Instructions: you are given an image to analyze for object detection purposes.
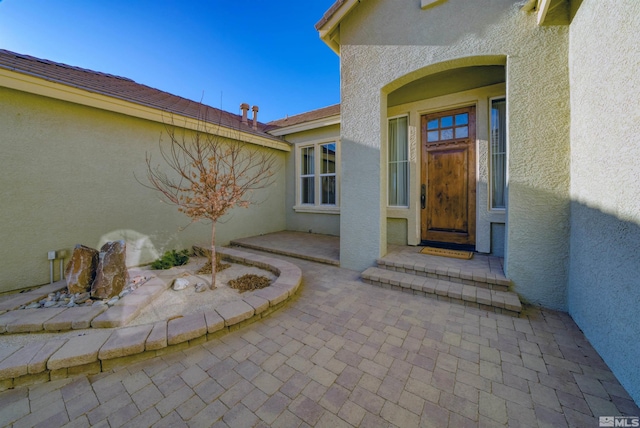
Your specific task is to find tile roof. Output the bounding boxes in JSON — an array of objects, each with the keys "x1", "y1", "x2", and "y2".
[
  {"x1": 266, "y1": 103, "x2": 340, "y2": 130},
  {"x1": 0, "y1": 49, "x2": 279, "y2": 140},
  {"x1": 315, "y1": 0, "x2": 348, "y2": 30}
]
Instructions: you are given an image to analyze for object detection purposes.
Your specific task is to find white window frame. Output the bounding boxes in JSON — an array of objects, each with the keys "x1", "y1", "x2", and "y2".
[
  {"x1": 489, "y1": 96, "x2": 507, "y2": 211},
  {"x1": 294, "y1": 139, "x2": 340, "y2": 214},
  {"x1": 388, "y1": 114, "x2": 410, "y2": 208}
]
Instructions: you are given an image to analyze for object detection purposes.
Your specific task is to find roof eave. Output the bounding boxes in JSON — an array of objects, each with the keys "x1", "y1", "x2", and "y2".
[
  {"x1": 267, "y1": 114, "x2": 341, "y2": 137},
  {"x1": 0, "y1": 67, "x2": 290, "y2": 152},
  {"x1": 316, "y1": 0, "x2": 363, "y2": 55}
]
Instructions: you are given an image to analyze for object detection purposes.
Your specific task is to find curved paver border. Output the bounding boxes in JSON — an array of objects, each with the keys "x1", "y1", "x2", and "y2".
[{"x1": 0, "y1": 247, "x2": 302, "y2": 391}]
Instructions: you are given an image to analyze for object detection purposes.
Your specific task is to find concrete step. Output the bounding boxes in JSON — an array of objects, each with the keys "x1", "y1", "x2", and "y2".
[
  {"x1": 229, "y1": 240, "x2": 339, "y2": 266},
  {"x1": 361, "y1": 267, "x2": 522, "y2": 316},
  {"x1": 376, "y1": 257, "x2": 511, "y2": 292}
]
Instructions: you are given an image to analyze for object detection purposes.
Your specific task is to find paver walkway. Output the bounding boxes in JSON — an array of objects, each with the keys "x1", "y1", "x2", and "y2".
[{"x1": 0, "y1": 251, "x2": 638, "y2": 427}]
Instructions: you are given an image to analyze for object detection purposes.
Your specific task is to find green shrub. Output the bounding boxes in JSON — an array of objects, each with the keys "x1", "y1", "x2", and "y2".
[{"x1": 151, "y1": 249, "x2": 190, "y2": 270}]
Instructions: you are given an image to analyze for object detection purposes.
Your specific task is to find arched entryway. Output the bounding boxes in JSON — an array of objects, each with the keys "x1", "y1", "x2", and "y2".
[{"x1": 382, "y1": 59, "x2": 507, "y2": 255}]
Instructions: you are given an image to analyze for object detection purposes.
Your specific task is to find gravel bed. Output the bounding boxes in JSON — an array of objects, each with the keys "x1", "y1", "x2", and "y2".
[{"x1": 128, "y1": 258, "x2": 276, "y2": 326}]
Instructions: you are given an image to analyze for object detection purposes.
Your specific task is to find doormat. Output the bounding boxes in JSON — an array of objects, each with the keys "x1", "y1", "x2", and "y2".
[{"x1": 420, "y1": 247, "x2": 473, "y2": 260}]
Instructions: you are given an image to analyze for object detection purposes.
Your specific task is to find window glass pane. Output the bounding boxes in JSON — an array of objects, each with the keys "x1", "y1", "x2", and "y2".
[
  {"x1": 321, "y1": 143, "x2": 336, "y2": 174},
  {"x1": 395, "y1": 162, "x2": 408, "y2": 206},
  {"x1": 321, "y1": 176, "x2": 336, "y2": 205},
  {"x1": 441, "y1": 116, "x2": 453, "y2": 128},
  {"x1": 427, "y1": 119, "x2": 438, "y2": 130},
  {"x1": 301, "y1": 177, "x2": 314, "y2": 204},
  {"x1": 455, "y1": 114, "x2": 468, "y2": 126},
  {"x1": 441, "y1": 128, "x2": 453, "y2": 140},
  {"x1": 455, "y1": 126, "x2": 468, "y2": 138},
  {"x1": 491, "y1": 99, "x2": 507, "y2": 209},
  {"x1": 396, "y1": 117, "x2": 408, "y2": 161},
  {"x1": 389, "y1": 117, "x2": 409, "y2": 162},
  {"x1": 301, "y1": 147, "x2": 314, "y2": 175},
  {"x1": 388, "y1": 163, "x2": 397, "y2": 205},
  {"x1": 388, "y1": 119, "x2": 398, "y2": 161},
  {"x1": 388, "y1": 116, "x2": 409, "y2": 207},
  {"x1": 427, "y1": 131, "x2": 439, "y2": 142}
]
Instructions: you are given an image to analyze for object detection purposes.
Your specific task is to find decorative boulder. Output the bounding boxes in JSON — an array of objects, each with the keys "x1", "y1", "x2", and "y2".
[
  {"x1": 172, "y1": 278, "x2": 189, "y2": 291},
  {"x1": 65, "y1": 245, "x2": 99, "y2": 294},
  {"x1": 91, "y1": 240, "x2": 129, "y2": 299}
]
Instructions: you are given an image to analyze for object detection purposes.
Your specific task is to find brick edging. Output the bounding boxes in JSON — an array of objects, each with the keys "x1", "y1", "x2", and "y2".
[{"x1": 0, "y1": 247, "x2": 302, "y2": 391}]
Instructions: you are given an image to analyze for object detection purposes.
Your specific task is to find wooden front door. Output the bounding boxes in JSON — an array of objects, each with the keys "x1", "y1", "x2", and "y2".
[{"x1": 421, "y1": 106, "x2": 476, "y2": 248}]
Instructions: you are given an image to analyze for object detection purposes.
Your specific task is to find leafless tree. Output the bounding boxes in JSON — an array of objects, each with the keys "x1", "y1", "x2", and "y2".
[{"x1": 142, "y1": 110, "x2": 278, "y2": 289}]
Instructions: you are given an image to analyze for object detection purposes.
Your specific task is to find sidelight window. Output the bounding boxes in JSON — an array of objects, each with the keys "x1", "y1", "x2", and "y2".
[
  {"x1": 388, "y1": 115, "x2": 409, "y2": 207},
  {"x1": 490, "y1": 97, "x2": 507, "y2": 209}
]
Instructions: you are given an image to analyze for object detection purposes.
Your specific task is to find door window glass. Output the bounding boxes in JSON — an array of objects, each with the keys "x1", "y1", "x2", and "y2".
[{"x1": 426, "y1": 113, "x2": 469, "y2": 142}]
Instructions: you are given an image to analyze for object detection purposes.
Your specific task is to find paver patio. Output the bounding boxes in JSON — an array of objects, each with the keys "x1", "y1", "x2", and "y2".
[{"x1": 0, "y1": 245, "x2": 637, "y2": 427}]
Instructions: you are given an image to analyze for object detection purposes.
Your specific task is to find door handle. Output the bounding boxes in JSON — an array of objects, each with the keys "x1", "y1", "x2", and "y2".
[{"x1": 421, "y1": 184, "x2": 426, "y2": 209}]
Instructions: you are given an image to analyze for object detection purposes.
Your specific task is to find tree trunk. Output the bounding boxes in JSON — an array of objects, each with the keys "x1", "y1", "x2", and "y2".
[{"x1": 210, "y1": 221, "x2": 217, "y2": 290}]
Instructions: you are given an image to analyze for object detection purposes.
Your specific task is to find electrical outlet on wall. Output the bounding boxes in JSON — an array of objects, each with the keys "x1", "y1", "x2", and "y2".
[{"x1": 48, "y1": 251, "x2": 56, "y2": 260}]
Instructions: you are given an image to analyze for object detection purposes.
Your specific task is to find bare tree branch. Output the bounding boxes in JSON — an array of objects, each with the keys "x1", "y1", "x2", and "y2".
[{"x1": 140, "y1": 108, "x2": 279, "y2": 289}]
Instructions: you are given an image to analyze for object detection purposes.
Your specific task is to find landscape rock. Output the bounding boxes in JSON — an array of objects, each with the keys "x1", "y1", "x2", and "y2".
[
  {"x1": 91, "y1": 241, "x2": 129, "y2": 299},
  {"x1": 75, "y1": 292, "x2": 90, "y2": 304},
  {"x1": 195, "y1": 283, "x2": 207, "y2": 293},
  {"x1": 65, "y1": 245, "x2": 99, "y2": 294},
  {"x1": 172, "y1": 278, "x2": 189, "y2": 291}
]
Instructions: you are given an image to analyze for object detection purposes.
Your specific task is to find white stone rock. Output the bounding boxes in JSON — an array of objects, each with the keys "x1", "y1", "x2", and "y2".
[
  {"x1": 195, "y1": 283, "x2": 207, "y2": 293},
  {"x1": 173, "y1": 278, "x2": 189, "y2": 291}
]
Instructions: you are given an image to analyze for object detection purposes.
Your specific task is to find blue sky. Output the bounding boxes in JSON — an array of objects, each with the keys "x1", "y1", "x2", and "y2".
[{"x1": 0, "y1": 0, "x2": 339, "y2": 122}]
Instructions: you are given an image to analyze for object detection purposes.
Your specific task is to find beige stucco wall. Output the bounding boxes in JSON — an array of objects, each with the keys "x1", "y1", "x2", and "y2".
[
  {"x1": 0, "y1": 87, "x2": 286, "y2": 293},
  {"x1": 338, "y1": 0, "x2": 570, "y2": 309},
  {"x1": 567, "y1": 0, "x2": 640, "y2": 405},
  {"x1": 281, "y1": 125, "x2": 341, "y2": 236}
]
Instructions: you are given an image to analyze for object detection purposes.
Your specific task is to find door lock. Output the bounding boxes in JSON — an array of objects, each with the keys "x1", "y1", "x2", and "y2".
[{"x1": 421, "y1": 184, "x2": 426, "y2": 209}]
